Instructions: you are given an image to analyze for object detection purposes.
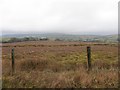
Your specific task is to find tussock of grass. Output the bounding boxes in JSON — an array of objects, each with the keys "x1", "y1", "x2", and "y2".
[{"x1": 2, "y1": 58, "x2": 118, "y2": 88}]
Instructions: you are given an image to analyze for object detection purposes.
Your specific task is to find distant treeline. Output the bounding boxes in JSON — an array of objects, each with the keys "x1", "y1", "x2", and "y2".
[
  {"x1": 1, "y1": 36, "x2": 118, "y2": 43},
  {"x1": 2, "y1": 37, "x2": 49, "y2": 43}
]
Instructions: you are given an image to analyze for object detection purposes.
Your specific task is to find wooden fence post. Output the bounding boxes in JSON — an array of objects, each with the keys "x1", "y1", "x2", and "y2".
[
  {"x1": 87, "y1": 46, "x2": 91, "y2": 70},
  {"x1": 11, "y1": 48, "x2": 15, "y2": 74}
]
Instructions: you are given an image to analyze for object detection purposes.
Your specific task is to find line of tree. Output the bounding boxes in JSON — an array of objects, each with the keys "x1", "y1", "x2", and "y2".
[{"x1": 2, "y1": 37, "x2": 49, "y2": 43}]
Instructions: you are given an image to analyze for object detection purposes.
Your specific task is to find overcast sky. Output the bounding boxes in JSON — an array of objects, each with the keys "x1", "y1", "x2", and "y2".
[{"x1": 0, "y1": 0, "x2": 119, "y2": 35}]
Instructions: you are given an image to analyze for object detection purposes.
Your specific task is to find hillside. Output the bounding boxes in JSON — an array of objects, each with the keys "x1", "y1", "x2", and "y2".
[{"x1": 1, "y1": 33, "x2": 118, "y2": 43}]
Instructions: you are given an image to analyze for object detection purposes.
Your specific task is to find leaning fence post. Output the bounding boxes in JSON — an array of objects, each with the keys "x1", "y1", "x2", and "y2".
[
  {"x1": 87, "y1": 46, "x2": 91, "y2": 70},
  {"x1": 11, "y1": 48, "x2": 15, "y2": 74}
]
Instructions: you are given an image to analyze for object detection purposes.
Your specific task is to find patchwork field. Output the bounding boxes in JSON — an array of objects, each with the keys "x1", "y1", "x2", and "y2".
[{"x1": 2, "y1": 41, "x2": 118, "y2": 88}]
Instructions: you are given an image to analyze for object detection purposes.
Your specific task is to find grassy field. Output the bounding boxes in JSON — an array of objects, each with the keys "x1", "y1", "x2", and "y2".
[{"x1": 2, "y1": 41, "x2": 118, "y2": 88}]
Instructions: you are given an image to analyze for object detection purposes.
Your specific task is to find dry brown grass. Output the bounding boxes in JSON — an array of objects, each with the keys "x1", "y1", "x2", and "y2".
[{"x1": 2, "y1": 41, "x2": 118, "y2": 88}]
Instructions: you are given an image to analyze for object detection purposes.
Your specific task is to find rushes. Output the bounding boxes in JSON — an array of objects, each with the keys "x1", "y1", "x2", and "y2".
[
  {"x1": 2, "y1": 42, "x2": 118, "y2": 88},
  {"x1": 2, "y1": 58, "x2": 118, "y2": 88}
]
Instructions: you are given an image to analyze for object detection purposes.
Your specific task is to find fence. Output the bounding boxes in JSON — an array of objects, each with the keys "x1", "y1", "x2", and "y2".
[{"x1": 11, "y1": 46, "x2": 92, "y2": 74}]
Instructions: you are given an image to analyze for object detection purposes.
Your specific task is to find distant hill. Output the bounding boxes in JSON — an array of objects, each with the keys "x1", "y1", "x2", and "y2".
[{"x1": 1, "y1": 33, "x2": 118, "y2": 43}]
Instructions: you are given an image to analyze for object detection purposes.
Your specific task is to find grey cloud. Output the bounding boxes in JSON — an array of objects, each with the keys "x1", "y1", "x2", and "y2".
[{"x1": 0, "y1": 0, "x2": 118, "y2": 35}]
